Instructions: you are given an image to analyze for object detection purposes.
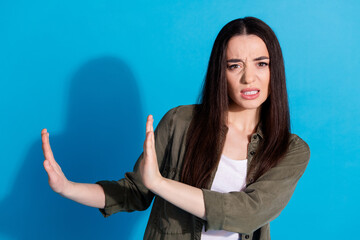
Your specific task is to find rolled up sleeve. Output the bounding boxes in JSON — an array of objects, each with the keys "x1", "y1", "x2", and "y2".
[
  {"x1": 202, "y1": 135, "x2": 310, "y2": 234},
  {"x1": 96, "y1": 107, "x2": 178, "y2": 217}
]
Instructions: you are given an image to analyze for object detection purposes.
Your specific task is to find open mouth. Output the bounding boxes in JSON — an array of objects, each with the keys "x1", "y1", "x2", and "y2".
[
  {"x1": 243, "y1": 90, "x2": 259, "y2": 95},
  {"x1": 241, "y1": 88, "x2": 260, "y2": 99}
]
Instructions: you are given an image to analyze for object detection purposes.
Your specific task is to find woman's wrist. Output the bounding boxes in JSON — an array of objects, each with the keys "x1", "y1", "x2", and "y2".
[
  {"x1": 59, "y1": 180, "x2": 74, "y2": 198},
  {"x1": 148, "y1": 176, "x2": 166, "y2": 195}
]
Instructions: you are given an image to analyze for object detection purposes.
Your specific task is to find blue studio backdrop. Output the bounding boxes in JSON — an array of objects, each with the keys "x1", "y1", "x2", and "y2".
[{"x1": 1, "y1": 0, "x2": 359, "y2": 239}]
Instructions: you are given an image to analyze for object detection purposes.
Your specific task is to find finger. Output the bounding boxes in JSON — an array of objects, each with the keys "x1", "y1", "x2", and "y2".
[
  {"x1": 150, "y1": 116, "x2": 154, "y2": 132},
  {"x1": 144, "y1": 132, "x2": 155, "y2": 159},
  {"x1": 41, "y1": 129, "x2": 54, "y2": 161},
  {"x1": 144, "y1": 116, "x2": 156, "y2": 161},
  {"x1": 150, "y1": 131, "x2": 156, "y2": 157},
  {"x1": 41, "y1": 128, "x2": 47, "y2": 135},
  {"x1": 143, "y1": 130, "x2": 149, "y2": 156},
  {"x1": 150, "y1": 119, "x2": 155, "y2": 142},
  {"x1": 146, "y1": 115, "x2": 153, "y2": 134},
  {"x1": 149, "y1": 116, "x2": 156, "y2": 145},
  {"x1": 41, "y1": 129, "x2": 62, "y2": 174},
  {"x1": 144, "y1": 131, "x2": 152, "y2": 152}
]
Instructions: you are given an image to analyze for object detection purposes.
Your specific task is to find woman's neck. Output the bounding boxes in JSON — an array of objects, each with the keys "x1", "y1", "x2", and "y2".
[{"x1": 227, "y1": 106, "x2": 260, "y2": 134}]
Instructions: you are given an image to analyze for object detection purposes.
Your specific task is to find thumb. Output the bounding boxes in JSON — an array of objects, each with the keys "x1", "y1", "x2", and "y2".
[{"x1": 43, "y1": 159, "x2": 55, "y2": 176}]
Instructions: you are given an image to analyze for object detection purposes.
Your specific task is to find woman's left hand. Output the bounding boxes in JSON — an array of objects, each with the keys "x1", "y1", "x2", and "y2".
[{"x1": 139, "y1": 115, "x2": 164, "y2": 191}]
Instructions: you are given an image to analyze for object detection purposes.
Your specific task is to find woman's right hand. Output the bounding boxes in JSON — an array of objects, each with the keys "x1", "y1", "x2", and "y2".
[{"x1": 41, "y1": 128, "x2": 70, "y2": 194}]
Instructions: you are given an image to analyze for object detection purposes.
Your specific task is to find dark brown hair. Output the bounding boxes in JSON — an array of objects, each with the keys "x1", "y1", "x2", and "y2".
[{"x1": 180, "y1": 17, "x2": 290, "y2": 188}]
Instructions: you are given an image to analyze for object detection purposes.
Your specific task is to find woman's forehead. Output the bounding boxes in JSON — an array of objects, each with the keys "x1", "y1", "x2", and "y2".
[{"x1": 226, "y1": 35, "x2": 269, "y2": 60}]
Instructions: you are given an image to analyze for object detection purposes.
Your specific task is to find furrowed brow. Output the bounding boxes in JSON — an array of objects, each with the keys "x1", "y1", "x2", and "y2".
[
  {"x1": 226, "y1": 59, "x2": 245, "y2": 63},
  {"x1": 253, "y1": 56, "x2": 269, "y2": 61}
]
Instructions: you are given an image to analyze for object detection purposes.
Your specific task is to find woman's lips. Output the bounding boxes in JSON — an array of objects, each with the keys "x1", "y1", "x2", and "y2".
[{"x1": 241, "y1": 88, "x2": 260, "y2": 100}]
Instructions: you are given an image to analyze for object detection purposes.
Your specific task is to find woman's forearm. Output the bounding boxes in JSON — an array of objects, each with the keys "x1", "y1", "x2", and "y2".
[
  {"x1": 60, "y1": 181, "x2": 105, "y2": 209},
  {"x1": 152, "y1": 178, "x2": 206, "y2": 220},
  {"x1": 42, "y1": 129, "x2": 106, "y2": 209}
]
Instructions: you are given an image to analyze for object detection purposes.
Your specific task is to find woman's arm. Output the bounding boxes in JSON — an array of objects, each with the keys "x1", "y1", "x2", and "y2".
[
  {"x1": 202, "y1": 136, "x2": 310, "y2": 233},
  {"x1": 140, "y1": 115, "x2": 206, "y2": 219},
  {"x1": 42, "y1": 129, "x2": 105, "y2": 208},
  {"x1": 141, "y1": 117, "x2": 310, "y2": 233}
]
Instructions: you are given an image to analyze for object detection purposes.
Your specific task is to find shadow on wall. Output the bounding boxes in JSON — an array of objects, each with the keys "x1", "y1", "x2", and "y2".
[{"x1": 0, "y1": 57, "x2": 148, "y2": 239}]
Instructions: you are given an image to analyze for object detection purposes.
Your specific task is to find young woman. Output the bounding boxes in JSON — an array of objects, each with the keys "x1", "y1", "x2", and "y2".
[{"x1": 42, "y1": 17, "x2": 310, "y2": 240}]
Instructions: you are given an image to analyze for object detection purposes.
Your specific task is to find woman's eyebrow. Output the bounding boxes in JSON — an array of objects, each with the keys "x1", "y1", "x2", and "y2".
[
  {"x1": 253, "y1": 56, "x2": 269, "y2": 61},
  {"x1": 226, "y1": 59, "x2": 244, "y2": 63},
  {"x1": 227, "y1": 56, "x2": 269, "y2": 63}
]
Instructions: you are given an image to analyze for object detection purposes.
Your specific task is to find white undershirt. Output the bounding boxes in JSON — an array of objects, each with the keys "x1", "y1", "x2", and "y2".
[{"x1": 201, "y1": 154, "x2": 248, "y2": 240}]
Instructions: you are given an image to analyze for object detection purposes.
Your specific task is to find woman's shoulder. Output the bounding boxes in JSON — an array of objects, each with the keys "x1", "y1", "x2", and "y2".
[
  {"x1": 284, "y1": 133, "x2": 311, "y2": 164},
  {"x1": 155, "y1": 105, "x2": 196, "y2": 133},
  {"x1": 163, "y1": 104, "x2": 196, "y2": 123},
  {"x1": 289, "y1": 134, "x2": 310, "y2": 150}
]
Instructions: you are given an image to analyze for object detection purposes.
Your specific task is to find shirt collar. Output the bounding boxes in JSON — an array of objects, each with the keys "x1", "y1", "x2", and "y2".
[{"x1": 255, "y1": 122, "x2": 264, "y2": 139}]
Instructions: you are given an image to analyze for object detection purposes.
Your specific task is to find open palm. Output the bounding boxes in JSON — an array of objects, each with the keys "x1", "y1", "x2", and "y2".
[
  {"x1": 139, "y1": 115, "x2": 163, "y2": 191},
  {"x1": 41, "y1": 129, "x2": 69, "y2": 194}
]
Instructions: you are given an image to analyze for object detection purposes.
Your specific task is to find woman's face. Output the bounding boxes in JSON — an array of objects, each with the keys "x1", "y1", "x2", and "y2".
[{"x1": 226, "y1": 34, "x2": 270, "y2": 111}]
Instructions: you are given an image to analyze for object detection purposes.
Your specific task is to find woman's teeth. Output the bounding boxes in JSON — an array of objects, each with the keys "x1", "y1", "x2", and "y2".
[{"x1": 244, "y1": 90, "x2": 259, "y2": 95}]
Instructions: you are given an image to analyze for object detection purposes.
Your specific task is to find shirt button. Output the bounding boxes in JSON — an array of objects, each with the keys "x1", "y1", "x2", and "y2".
[
  {"x1": 250, "y1": 151, "x2": 255, "y2": 156},
  {"x1": 245, "y1": 235, "x2": 250, "y2": 239}
]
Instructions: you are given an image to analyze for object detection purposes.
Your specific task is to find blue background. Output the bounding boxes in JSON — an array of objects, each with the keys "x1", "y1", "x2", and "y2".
[{"x1": 1, "y1": 0, "x2": 359, "y2": 239}]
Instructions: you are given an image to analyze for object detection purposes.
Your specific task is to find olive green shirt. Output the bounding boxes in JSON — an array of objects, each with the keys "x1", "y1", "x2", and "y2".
[{"x1": 97, "y1": 105, "x2": 310, "y2": 240}]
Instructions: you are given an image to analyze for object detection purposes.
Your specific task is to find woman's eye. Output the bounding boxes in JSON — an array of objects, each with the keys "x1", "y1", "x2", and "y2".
[
  {"x1": 257, "y1": 62, "x2": 269, "y2": 67},
  {"x1": 227, "y1": 64, "x2": 241, "y2": 70}
]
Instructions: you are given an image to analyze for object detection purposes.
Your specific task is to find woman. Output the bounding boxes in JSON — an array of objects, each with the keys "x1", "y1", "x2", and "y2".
[{"x1": 42, "y1": 17, "x2": 310, "y2": 240}]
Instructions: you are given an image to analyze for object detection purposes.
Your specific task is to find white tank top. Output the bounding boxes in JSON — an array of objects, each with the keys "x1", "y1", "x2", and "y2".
[{"x1": 201, "y1": 154, "x2": 248, "y2": 240}]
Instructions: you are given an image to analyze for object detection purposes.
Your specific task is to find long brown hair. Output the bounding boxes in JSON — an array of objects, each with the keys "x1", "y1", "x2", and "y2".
[{"x1": 180, "y1": 17, "x2": 290, "y2": 188}]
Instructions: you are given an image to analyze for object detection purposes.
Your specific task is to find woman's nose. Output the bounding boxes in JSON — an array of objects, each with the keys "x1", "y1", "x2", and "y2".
[{"x1": 240, "y1": 66, "x2": 256, "y2": 84}]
